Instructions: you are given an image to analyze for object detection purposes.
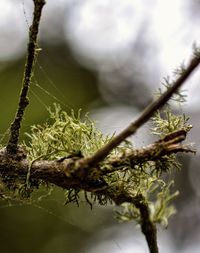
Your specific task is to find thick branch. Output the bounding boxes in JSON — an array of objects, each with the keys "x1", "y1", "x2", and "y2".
[
  {"x1": 84, "y1": 53, "x2": 200, "y2": 168},
  {"x1": 0, "y1": 130, "x2": 194, "y2": 192},
  {"x1": 6, "y1": 0, "x2": 46, "y2": 154}
]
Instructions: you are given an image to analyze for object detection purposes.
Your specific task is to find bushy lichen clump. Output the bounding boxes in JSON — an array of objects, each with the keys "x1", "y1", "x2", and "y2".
[
  {"x1": 25, "y1": 103, "x2": 110, "y2": 161},
  {"x1": 151, "y1": 107, "x2": 191, "y2": 138}
]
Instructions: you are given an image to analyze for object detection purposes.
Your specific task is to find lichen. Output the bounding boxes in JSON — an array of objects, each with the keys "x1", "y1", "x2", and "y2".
[{"x1": 25, "y1": 103, "x2": 110, "y2": 161}]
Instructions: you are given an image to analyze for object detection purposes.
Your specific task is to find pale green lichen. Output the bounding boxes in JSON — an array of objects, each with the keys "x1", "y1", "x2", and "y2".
[
  {"x1": 25, "y1": 103, "x2": 110, "y2": 161},
  {"x1": 150, "y1": 181, "x2": 179, "y2": 227},
  {"x1": 151, "y1": 107, "x2": 190, "y2": 137},
  {"x1": 116, "y1": 180, "x2": 178, "y2": 227},
  {"x1": 156, "y1": 76, "x2": 187, "y2": 104}
]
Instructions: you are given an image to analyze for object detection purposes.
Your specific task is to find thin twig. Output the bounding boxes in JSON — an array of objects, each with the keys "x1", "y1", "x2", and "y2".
[
  {"x1": 6, "y1": 0, "x2": 46, "y2": 154},
  {"x1": 84, "y1": 53, "x2": 200, "y2": 168}
]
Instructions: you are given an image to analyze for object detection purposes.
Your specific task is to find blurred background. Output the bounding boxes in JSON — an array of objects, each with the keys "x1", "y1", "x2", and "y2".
[{"x1": 0, "y1": 0, "x2": 200, "y2": 252}]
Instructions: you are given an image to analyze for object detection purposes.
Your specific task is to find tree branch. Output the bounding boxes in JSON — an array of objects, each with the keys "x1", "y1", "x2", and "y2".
[
  {"x1": 83, "y1": 53, "x2": 200, "y2": 168},
  {"x1": 6, "y1": 0, "x2": 46, "y2": 154},
  {"x1": 0, "y1": 129, "x2": 194, "y2": 192},
  {"x1": 103, "y1": 129, "x2": 195, "y2": 175}
]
